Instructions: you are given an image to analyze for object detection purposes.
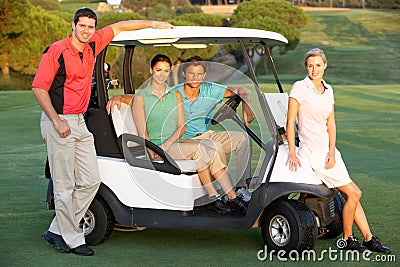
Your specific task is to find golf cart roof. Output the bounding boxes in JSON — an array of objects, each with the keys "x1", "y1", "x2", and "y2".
[{"x1": 111, "y1": 26, "x2": 288, "y2": 47}]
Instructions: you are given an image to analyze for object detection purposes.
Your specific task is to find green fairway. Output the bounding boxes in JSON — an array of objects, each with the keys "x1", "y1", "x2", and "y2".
[{"x1": 1, "y1": 8, "x2": 399, "y2": 267}]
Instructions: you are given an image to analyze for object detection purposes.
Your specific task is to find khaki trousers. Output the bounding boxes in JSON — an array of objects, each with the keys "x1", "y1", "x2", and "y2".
[
  {"x1": 41, "y1": 113, "x2": 101, "y2": 248},
  {"x1": 166, "y1": 138, "x2": 226, "y2": 175},
  {"x1": 178, "y1": 130, "x2": 251, "y2": 187}
]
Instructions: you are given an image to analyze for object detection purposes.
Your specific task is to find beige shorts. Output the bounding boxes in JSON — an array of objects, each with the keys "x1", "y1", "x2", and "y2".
[{"x1": 298, "y1": 148, "x2": 352, "y2": 188}]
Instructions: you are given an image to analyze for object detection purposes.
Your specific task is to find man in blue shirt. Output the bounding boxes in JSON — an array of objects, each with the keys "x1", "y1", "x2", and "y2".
[{"x1": 173, "y1": 56, "x2": 254, "y2": 196}]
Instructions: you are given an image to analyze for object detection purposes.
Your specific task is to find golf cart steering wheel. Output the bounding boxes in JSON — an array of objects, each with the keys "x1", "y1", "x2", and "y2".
[{"x1": 211, "y1": 94, "x2": 242, "y2": 125}]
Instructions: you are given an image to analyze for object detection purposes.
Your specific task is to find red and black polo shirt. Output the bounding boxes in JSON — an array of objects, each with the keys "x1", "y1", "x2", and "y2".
[{"x1": 32, "y1": 26, "x2": 114, "y2": 114}]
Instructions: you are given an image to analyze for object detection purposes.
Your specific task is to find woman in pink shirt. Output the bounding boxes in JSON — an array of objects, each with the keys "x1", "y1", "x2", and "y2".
[{"x1": 286, "y1": 48, "x2": 391, "y2": 254}]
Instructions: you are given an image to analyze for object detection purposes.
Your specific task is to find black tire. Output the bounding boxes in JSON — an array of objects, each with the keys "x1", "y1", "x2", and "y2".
[
  {"x1": 319, "y1": 193, "x2": 344, "y2": 239},
  {"x1": 77, "y1": 197, "x2": 114, "y2": 246},
  {"x1": 260, "y1": 199, "x2": 318, "y2": 252}
]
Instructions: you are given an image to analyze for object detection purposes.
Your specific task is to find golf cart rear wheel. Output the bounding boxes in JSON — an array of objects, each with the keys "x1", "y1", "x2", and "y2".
[
  {"x1": 261, "y1": 199, "x2": 318, "y2": 252},
  {"x1": 77, "y1": 197, "x2": 114, "y2": 246}
]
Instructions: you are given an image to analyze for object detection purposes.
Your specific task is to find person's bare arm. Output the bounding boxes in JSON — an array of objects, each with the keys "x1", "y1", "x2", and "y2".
[
  {"x1": 224, "y1": 86, "x2": 254, "y2": 125},
  {"x1": 132, "y1": 94, "x2": 157, "y2": 159},
  {"x1": 286, "y1": 97, "x2": 301, "y2": 171},
  {"x1": 132, "y1": 94, "x2": 147, "y2": 140},
  {"x1": 160, "y1": 91, "x2": 186, "y2": 152},
  {"x1": 325, "y1": 105, "x2": 336, "y2": 169},
  {"x1": 32, "y1": 87, "x2": 70, "y2": 138},
  {"x1": 106, "y1": 94, "x2": 134, "y2": 114},
  {"x1": 110, "y1": 20, "x2": 174, "y2": 37}
]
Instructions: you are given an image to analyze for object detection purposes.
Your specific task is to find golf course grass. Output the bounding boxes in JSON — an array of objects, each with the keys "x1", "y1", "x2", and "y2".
[{"x1": 0, "y1": 8, "x2": 398, "y2": 267}]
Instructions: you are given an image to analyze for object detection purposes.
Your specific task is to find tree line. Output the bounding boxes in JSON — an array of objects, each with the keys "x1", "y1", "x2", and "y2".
[
  {"x1": 2, "y1": 0, "x2": 397, "y2": 90},
  {"x1": 1, "y1": 0, "x2": 309, "y2": 90}
]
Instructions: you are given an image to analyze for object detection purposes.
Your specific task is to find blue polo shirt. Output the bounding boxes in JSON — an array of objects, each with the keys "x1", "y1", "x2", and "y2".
[{"x1": 173, "y1": 82, "x2": 226, "y2": 138}]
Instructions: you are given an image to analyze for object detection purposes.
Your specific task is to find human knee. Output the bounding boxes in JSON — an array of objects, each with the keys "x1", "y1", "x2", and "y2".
[
  {"x1": 347, "y1": 187, "x2": 362, "y2": 202},
  {"x1": 232, "y1": 132, "x2": 248, "y2": 150},
  {"x1": 204, "y1": 144, "x2": 226, "y2": 163},
  {"x1": 354, "y1": 188, "x2": 362, "y2": 200},
  {"x1": 213, "y1": 167, "x2": 228, "y2": 178},
  {"x1": 212, "y1": 140, "x2": 225, "y2": 152},
  {"x1": 193, "y1": 144, "x2": 212, "y2": 163},
  {"x1": 78, "y1": 177, "x2": 101, "y2": 190}
]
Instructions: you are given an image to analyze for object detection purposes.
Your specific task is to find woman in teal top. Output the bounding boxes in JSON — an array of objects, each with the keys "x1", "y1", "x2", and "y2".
[
  {"x1": 132, "y1": 54, "x2": 184, "y2": 159},
  {"x1": 140, "y1": 81, "x2": 179, "y2": 147},
  {"x1": 125, "y1": 54, "x2": 247, "y2": 214}
]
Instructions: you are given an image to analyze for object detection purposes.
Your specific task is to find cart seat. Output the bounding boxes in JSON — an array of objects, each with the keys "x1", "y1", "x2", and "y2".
[
  {"x1": 111, "y1": 102, "x2": 198, "y2": 173},
  {"x1": 264, "y1": 93, "x2": 289, "y2": 129}
]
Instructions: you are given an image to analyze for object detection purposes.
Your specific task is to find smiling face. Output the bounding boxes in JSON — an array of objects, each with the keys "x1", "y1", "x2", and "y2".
[
  {"x1": 306, "y1": 56, "x2": 327, "y2": 81},
  {"x1": 183, "y1": 65, "x2": 206, "y2": 89},
  {"x1": 72, "y1": 16, "x2": 96, "y2": 45},
  {"x1": 150, "y1": 61, "x2": 171, "y2": 85}
]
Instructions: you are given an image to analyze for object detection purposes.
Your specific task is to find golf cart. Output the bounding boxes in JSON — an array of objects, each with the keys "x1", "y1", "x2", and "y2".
[{"x1": 45, "y1": 26, "x2": 343, "y2": 252}]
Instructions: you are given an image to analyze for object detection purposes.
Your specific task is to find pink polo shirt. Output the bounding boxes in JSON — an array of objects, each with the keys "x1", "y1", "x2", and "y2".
[{"x1": 289, "y1": 76, "x2": 335, "y2": 152}]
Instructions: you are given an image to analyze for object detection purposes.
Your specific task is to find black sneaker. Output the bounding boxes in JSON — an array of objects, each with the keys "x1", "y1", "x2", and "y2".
[
  {"x1": 341, "y1": 236, "x2": 368, "y2": 252},
  {"x1": 42, "y1": 231, "x2": 70, "y2": 253},
  {"x1": 211, "y1": 199, "x2": 231, "y2": 214},
  {"x1": 227, "y1": 197, "x2": 248, "y2": 214},
  {"x1": 71, "y1": 244, "x2": 94, "y2": 256},
  {"x1": 363, "y1": 236, "x2": 391, "y2": 254}
]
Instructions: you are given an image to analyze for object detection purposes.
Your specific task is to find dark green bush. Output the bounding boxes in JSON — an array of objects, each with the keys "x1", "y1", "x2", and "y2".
[{"x1": 29, "y1": 0, "x2": 60, "y2": 11}]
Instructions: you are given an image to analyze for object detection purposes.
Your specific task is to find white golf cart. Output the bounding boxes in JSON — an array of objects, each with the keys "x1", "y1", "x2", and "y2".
[{"x1": 45, "y1": 26, "x2": 343, "y2": 252}]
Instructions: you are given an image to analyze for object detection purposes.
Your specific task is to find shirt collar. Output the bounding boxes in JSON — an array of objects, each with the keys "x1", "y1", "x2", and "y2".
[
  {"x1": 143, "y1": 83, "x2": 171, "y2": 96},
  {"x1": 65, "y1": 34, "x2": 91, "y2": 56},
  {"x1": 304, "y1": 76, "x2": 329, "y2": 92},
  {"x1": 179, "y1": 82, "x2": 206, "y2": 101}
]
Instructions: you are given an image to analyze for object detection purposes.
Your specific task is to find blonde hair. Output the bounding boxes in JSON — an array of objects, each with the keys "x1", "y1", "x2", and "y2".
[{"x1": 304, "y1": 48, "x2": 327, "y2": 67}]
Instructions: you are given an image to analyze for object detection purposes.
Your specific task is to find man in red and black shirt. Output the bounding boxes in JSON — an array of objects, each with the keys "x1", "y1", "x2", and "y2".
[{"x1": 32, "y1": 8, "x2": 173, "y2": 256}]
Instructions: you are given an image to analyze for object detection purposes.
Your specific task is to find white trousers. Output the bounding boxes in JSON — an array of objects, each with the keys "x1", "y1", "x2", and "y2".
[{"x1": 41, "y1": 112, "x2": 101, "y2": 248}]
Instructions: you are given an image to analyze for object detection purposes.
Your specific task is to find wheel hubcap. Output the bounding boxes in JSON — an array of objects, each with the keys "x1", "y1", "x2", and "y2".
[
  {"x1": 269, "y1": 215, "x2": 290, "y2": 246},
  {"x1": 77, "y1": 209, "x2": 95, "y2": 235}
]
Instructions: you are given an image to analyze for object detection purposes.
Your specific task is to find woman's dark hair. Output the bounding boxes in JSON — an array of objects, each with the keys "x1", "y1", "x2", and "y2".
[
  {"x1": 182, "y1": 55, "x2": 207, "y2": 73},
  {"x1": 74, "y1": 8, "x2": 97, "y2": 27},
  {"x1": 151, "y1": 54, "x2": 172, "y2": 68}
]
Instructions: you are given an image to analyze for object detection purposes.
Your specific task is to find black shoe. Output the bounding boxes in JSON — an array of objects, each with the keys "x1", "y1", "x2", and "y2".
[
  {"x1": 341, "y1": 236, "x2": 368, "y2": 253},
  {"x1": 227, "y1": 197, "x2": 248, "y2": 214},
  {"x1": 213, "y1": 199, "x2": 232, "y2": 214},
  {"x1": 363, "y1": 236, "x2": 391, "y2": 254},
  {"x1": 71, "y1": 244, "x2": 94, "y2": 256},
  {"x1": 42, "y1": 231, "x2": 70, "y2": 253}
]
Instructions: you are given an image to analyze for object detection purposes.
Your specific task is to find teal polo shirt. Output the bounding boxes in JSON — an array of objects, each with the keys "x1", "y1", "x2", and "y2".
[
  {"x1": 173, "y1": 82, "x2": 226, "y2": 138},
  {"x1": 140, "y1": 84, "x2": 178, "y2": 146}
]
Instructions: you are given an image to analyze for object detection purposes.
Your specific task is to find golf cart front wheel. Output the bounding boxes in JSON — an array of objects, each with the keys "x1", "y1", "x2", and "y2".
[
  {"x1": 77, "y1": 197, "x2": 114, "y2": 246},
  {"x1": 261, "y1": 199, "x2": 318, "y2": 252}
]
